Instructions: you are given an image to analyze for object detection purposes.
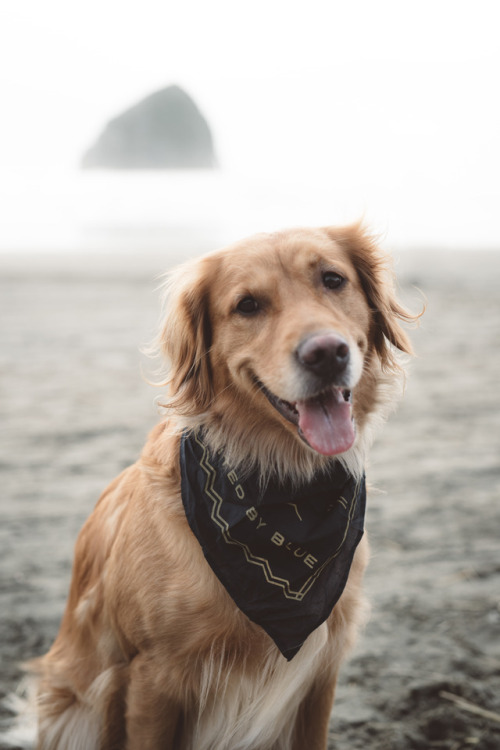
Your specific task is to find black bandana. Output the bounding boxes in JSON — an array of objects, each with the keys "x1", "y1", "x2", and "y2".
[{"x1": 180, "y1": 430, "x2": 366, "y2": 660}]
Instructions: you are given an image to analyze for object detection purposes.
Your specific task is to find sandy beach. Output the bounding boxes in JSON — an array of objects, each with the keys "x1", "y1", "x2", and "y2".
[{"x1": 1, "y1": 246, "x2": 499, "y2": 749}]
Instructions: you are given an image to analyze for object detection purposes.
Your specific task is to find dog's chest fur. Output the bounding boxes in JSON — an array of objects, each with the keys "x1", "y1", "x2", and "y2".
[{"x1": 181, "y1": 624, "x2": 329, "y2": 750}]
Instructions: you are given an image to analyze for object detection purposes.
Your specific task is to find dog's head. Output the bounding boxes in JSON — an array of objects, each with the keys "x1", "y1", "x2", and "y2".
[{"x1": 156, "y1": 224, "x2": 416, "y2": 477}]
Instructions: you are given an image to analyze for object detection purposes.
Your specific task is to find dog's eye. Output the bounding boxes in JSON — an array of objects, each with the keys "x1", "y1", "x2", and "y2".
[
  {"x1": 236, "y1": 296, "x2": 260, "y2": 315},
  {"x1": 322, "y1": 271, "x2": 345, "y2": 290}
]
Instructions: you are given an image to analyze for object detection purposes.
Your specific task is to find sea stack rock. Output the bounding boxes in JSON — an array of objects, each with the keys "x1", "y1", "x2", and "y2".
[{"x1": 82, "y1": 85, "x2": 216, "y2": 169}]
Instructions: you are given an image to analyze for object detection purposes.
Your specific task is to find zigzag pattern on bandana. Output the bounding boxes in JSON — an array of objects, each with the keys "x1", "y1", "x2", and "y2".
[{"x1": 180, "y1": 430, "x2": 366, "y2": 660}]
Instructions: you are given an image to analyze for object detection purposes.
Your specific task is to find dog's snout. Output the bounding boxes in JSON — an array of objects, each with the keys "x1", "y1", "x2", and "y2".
[{"x1": 296, "y1": 332, "x2": 350, "y2": 379}]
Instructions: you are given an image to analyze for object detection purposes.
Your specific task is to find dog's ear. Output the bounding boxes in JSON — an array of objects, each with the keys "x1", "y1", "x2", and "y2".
[
  {"x1": 326, "y1": 223, "x2": 420, "y2": 370},
  {"x1": 156, "y1": 258, "x2": 214, "y2": 415}
]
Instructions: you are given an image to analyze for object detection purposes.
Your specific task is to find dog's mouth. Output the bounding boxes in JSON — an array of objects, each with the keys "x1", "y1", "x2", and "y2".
[{"x1": 257, "y1": 381, "x2": 355, "y2": 457}]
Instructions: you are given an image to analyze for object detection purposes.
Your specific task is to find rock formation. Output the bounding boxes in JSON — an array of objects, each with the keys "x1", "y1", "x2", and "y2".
[{"x1": 82, "y1": 85, "x2": 216, "y2": 169}]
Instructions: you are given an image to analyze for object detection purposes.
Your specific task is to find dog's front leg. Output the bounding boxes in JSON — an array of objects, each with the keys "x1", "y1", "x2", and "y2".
[
  {"x1": 291, "y1": 674, "x2": 338, "y2": 750},
  {"x1": 124, "y1": 653, "x2": 181, "y2": 750}
]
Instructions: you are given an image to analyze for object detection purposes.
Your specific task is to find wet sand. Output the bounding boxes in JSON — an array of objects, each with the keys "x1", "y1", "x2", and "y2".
[{"x1": 1, "y1": 247, "x2": 499, "y2": 749}]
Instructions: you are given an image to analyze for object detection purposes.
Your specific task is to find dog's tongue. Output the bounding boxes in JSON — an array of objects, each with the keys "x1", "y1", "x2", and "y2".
[{"x1": 296, "y1": 388, "x2": 355, "y2": 456}]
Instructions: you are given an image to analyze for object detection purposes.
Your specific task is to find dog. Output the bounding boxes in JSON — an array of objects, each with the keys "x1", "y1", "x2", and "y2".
[{"x1": 29, "y1": 223, "x2": 415, "y2": 749}]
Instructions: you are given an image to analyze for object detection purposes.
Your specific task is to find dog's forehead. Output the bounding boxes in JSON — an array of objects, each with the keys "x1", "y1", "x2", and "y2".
[{"x1": 215, "y1": 229, "x2": 353, "y2": 287}]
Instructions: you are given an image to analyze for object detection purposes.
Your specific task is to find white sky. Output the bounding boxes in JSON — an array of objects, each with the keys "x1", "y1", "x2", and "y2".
[{"x1": 0, "y1": 0, "x2": 499, "y2": 248}]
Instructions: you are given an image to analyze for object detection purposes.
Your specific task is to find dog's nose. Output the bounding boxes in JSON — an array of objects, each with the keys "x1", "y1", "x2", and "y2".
[{"x1": 296, "y1": 332, "x2": 350, "y2": 379}]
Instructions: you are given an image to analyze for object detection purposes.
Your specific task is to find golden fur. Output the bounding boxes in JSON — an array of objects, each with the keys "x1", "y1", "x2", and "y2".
[{"x1": 30, "y1": 224, "x2": 415, "y2": 749}]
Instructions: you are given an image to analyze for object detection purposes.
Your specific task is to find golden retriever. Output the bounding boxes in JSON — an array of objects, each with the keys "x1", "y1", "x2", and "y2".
[{"x1": 30, "y1": 224, "x2": 415, "y2": 749}]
